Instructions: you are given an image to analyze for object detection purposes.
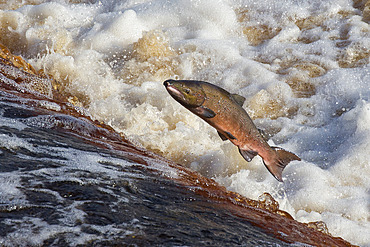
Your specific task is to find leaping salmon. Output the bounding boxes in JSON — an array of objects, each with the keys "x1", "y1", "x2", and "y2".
[{"x1": 163, "y1": 79, "x2": 300, "y2": 182}]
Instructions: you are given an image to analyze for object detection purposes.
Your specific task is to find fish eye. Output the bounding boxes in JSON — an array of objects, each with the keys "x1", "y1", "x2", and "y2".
[{"x1": 184, "y1": 88, "x2": 191, "y2": 94}]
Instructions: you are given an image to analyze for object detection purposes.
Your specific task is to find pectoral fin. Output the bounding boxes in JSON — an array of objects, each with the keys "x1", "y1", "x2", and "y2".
[
  {"x1": 193, "y1": 106, "x2": 216, "y2": 118},
  {"x1": 238, "y1": 148, "x2": 258, "y2": 162}
]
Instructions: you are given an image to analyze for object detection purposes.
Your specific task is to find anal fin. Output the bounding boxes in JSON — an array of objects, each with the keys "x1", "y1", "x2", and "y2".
[{"x1": 238, "y1": 148, "x2": 258, "y2": 162}]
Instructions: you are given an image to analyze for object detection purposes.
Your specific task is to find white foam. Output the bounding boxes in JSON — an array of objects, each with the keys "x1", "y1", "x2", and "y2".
[
  {"x1": 39, "y1": 100, "x2": 62, "y2": 111},
  {"x1": 0, "y1": 173, "x2": 28, "y2": 207},
  {"x1": 0, "y1": 216, "x2": 96, "y2": 246},
  {"x1": 0, "y1": 115, "x2": 28, "y2": 131},
  {"x1": 0, "y1": 133, "x2": 36, "y2": 152},
  {"x1": 84, "y1": 9, "x2": 148, "y2": 51}
]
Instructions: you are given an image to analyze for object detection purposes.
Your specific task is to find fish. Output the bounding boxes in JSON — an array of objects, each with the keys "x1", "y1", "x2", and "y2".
[{"x1": 163, "y1": 79, "x2": 301, "y2": 182}]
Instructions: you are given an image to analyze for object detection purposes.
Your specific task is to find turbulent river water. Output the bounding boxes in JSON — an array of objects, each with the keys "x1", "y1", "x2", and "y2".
[{"x1": 0, "y1": 0, "x2": 369, "y2": 246}]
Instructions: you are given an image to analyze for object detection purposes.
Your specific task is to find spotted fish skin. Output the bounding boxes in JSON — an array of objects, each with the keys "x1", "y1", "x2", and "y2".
[{"x1": 164, "y1": 79, "x2": 301, "y2": 182}]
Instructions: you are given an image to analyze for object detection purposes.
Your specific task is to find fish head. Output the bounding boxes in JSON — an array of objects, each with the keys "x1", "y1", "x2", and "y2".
[{"x1": 164, "y1": 80, "x2": 206, "y2": 107}]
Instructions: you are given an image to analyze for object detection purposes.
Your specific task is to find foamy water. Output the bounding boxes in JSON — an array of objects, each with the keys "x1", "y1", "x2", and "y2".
[{"x1": 1, "y1": 0, "x2": 369, "y2": 245}]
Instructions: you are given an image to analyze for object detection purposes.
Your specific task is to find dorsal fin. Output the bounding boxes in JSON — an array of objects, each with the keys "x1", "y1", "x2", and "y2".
[
  {"x1": 231, "y1": 94, "x2": 246, "y2": 107},
  {"x1": 257, "y1": 128, "x2": 270, "y2": 142}
]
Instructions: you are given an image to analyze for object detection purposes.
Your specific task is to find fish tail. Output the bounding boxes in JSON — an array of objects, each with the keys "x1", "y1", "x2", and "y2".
[{"x1": 262, "y1": 147, "x2": 301, "y2": 182}]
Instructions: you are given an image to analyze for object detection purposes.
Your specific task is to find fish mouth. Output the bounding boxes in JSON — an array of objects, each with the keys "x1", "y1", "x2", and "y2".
[
  {"x1": 163, "y1": 80, "x2": 187, "y2": 102},
  {"x1": 163, "y1": 79, "x2": 172, "y2": 87},
  {"x1": 163, "y1": 79, "x2": 176, "y2": 90}
]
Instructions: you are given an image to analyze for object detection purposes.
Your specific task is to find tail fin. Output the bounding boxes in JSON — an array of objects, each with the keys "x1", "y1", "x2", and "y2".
[{"x1": 262, "y1": 147, "x2": 301, "y2": 182}]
